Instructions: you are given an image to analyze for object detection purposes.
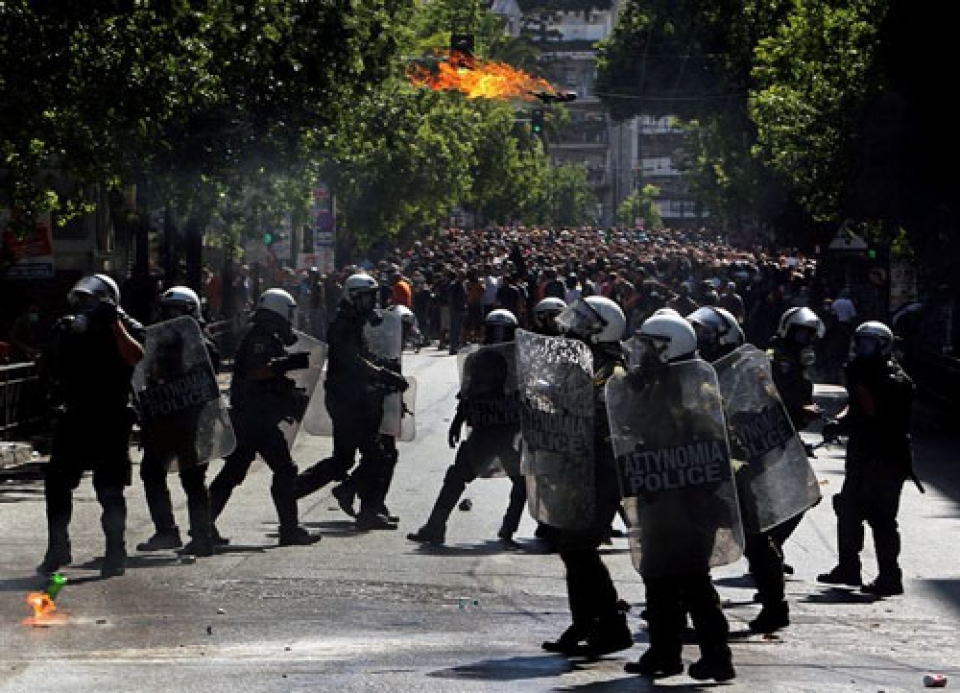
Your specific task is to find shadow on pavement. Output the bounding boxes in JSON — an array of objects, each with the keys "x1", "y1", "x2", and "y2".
[
  {"x1": 429, "y1": 654, "x2": 573, "y2": 681},
  {"x1": 801, "y1": 587, "x2": 877, "y2": 605},
  {"x1": 0, "y1": 575, "x2": 49, "y2": 592},
  {"x1": 406, "y1": 539, "x2": 518, "y2": 557},
  {"x1": 912, "y1": 430, "x2": 960, "y2": 509},
  {"x1": 712, "y1": 575, "x2": 756, "y2": 589},
  {"x1": 556, "y1": 679, "x2": 722, "y2": 692},
  {"x1": 923, "y1": 578, "x2": 960, "y2": 614}
]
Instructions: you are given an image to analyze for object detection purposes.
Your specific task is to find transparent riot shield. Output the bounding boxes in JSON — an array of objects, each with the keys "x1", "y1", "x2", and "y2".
[
  {"x1": 302, "y1": 309, "x2": 413, "y2": 440},
  {"x1": 713, "y1": 344, "x2": 821, "y2": 533},
  {"x1": 517, "y1": 330, "x2": 595, "y2": 530},
  {"x1": 282, "y1": 331, "x2": 328, "y2": 448},
  {"x1": 381, "y1": 376, "x2": 417, "y2": 442},
  {"x1": 606, "y1": 359, "x2": 744, "y2": 577},
  {"x1": 455, "y1": 342, "x2": 522, "y2": 477},
  {"x1": 132, "y1": 316, "x2": 235, "y2": 470},
  {"x1": 364, "y1": 308, "x2": 403, "y2": 365},
  {"x1": 364, "y1": 308, "x2": 411, "y2": 439}
]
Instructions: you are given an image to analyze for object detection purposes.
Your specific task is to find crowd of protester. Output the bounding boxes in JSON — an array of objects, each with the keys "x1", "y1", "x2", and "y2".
[{"x1": 2, "y1": 225, "x2": 860, "y2": 381}]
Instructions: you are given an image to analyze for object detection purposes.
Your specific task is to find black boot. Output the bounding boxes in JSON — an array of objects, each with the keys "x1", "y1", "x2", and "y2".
[
  {"x1": 278, "y1": 526, "x2": 322, "y2": 546},
  {"x1": 817, "y1": 565, "x2": 862, "y2": 587},
  {"x1": 749, "y1": 601, "x2": 790, "y2": 633},
  {"x1": 688, "y1": 646, "x2": 736, "y2": 682},
  {"x1": 585, "y1": 611, "x2": 634, "y2": 657},
  {"x1": 136, "y1": 529, "x2": 183, "y2": 552},
  {"x1": 99, "y1": 486, "x2": 127, "y2": 578},
  {"x1": 332, "y1": 482, "x2": 357, "y2": 517},
  {"x1": 37, "y1": 541, "x2": 72, "y2": 576},
  {"x1": 407, "y1": 525, "x2": 445, "y2": 545},
  {"x1": 39, "y1": 485, "x2": 73, "y2": 575},
  {"x1": 542, "y1": 622, "x2": 592, "y2": 655},
  {"x1": 624, "y1": 648, "x2": 684, "y2": 677},
  {"x1": 861, "y1": 576, "x2": 903, "y2": 596}
]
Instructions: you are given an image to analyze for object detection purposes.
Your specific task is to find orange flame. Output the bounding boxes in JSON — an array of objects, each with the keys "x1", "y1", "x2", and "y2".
[
  {"x1": 23, "y1": 591, "x2": 62, "y2": 627},
  {"x1": 409, "y1": 52, "x2": 556, "y2": 101}
]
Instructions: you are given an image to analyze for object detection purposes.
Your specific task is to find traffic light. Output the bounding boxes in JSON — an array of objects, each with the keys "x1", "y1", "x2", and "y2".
[
  {"x1": 531, "y1": 109, "x2": 545, "y2": 135},
  {"x1": 263, "y1": 231, "x2": 275, "y2": 246}
]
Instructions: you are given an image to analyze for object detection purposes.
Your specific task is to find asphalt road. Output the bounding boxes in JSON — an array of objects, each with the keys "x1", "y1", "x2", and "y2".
[{"x1": 1, "y1": 349, "x2": 958, "y2": 692}]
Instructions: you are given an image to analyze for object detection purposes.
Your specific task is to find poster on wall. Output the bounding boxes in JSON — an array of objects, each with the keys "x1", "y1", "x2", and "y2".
[{"x1": 0, "y1": 210, "x2": 54, "y2": 279}]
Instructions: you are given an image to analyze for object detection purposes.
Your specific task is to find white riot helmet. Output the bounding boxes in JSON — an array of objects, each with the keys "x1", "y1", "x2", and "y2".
[
  {"x1": 557, "y1": 296, "x2": 626, "y2": 344},
  {"x1": 776, "y1": 307, "x2": 825, "y2": 345},
  {"x1": 484, "y1": 308, "x2": 518, "y2": 344},
  {"x1": 160, "y1": 286, "x2": 201, "y2": 319},
  {"x1": 532, "y1": 296, "x2": 566, "y2": 335},
  {"x1": 686, "y1": 306, "x2": 744, "y2": 361},
  {"x1": 852, "y1": 320, "x2": 894, "y2": 359},
  {"x1": 257, "y1": 288, "x2": 297, "y2": 325},
  {"x1": 388, "y1": 304, "x2": 416, "y2": 327},
  {"x1": 343, "y1": 272, "x2": 379, "y2": 314},
  {"x1": 653, "y1": 307, "x2": 681, "y2": 317},
  {"x1": 632, "y1": 312, "x2": 698, "y2": 368},
  {"x1": 68, "y1": 273, "x2": 120, "y2": 307}
]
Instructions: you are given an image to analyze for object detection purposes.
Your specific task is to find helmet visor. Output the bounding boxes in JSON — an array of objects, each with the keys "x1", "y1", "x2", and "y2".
[
  {"x1": 556, "y1": 298, "x2": 605, "y2": 340},
  {"x1": 853, "y1": 335, "x2": 883, "y2": 358}
]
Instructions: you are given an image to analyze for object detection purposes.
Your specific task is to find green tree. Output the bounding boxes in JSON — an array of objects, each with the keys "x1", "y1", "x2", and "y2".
[
  {"x1": 616, "y1": 184, "x2": 662, "y2": 229},
  {"x1": 595, "y1": 0, "x2": 798, "y2": 236},
  {"x1": 750, "y1": 0, "x2": 888, "y2": 223}
]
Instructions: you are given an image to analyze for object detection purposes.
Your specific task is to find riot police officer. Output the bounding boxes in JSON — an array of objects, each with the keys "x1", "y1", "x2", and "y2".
[
  {"x1": 620, "y1": 312, "x2": 736, "y2": 681},
  {"x1": 818, "y1": 321, "x2": 916, "y2": 596},
  {"x1": 37, "y1": 274, "x2": 145, "y2": 578},
  {"x1": 770, "y1": 307, "x2": 825, "y2": 431},
  {"x1": 407, "y1": 309, "x2": 524, "y2": 545},
  {"x1": 767, "y1": 306, "x2": 826, "y2": 565},
  {"x1": 208, "y1": 289, "x2": 320, "y2": 546},
  {"x1": 295, "y1": 273, "x2": 408, "y2": 531},
  {"x1": 689, "y1": 307, "x2": 801, "y2": 633},
  {"x1": 136, "y1": 286, "x2": 221, "y2": 557},
  {"x1": 540, "y1": 296, "x2": 633, "y2": 658},
  {"x1": 531, "y1": 296, "x2": 566, "y2": 337},
  {"x1": 328, "y1": 302, "x2": 412, "y2": 527}
]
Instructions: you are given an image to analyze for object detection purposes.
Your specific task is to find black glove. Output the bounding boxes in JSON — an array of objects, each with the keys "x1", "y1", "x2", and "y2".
[
  {"x1": 92, "y1": 300, "x2": 119, "y2": 326},
  {"x1": 283, "y1": 352, "x2": 311, "y2": 371},
  {"x1": 822, "y1": 420, "x2": 842, "y2": 443},
  {"x1": 381, "y1": 369, "x2": 409, "y2": 393}
]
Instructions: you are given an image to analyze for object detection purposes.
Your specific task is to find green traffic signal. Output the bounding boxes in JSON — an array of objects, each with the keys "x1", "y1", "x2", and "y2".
[
  {"x1": 531, "y1": 109, "x2": 544, "y2": 134},
  {"x1": 263, "y1": 232, "x2": 275, "y2": 246}
]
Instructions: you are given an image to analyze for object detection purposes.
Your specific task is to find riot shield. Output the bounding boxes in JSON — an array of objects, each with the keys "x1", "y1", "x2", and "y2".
[
  {"x1": 380, "y1": 376, "x2": 417, "y2": 442},
  {"x1": 132, "y1": 316, "x2": 235, "y2": 470},
  {"x1": 282, "y1": 331, "x2": 328, "y2": 447},
  {"x1": 713, "y1": 344, "x2": 820, "y2": 533},
  {"x1": 364, "y1": 308, "x2": 415, "y2": 440},
  {"x1": 516, "y1": 330, "x2": 595, "y2": 530},
  {"x1": 456, "y1": 342, "x2": 522, "y2": 477},
  {"x1": 304, "y1": 373, "x2": 415, "y2": 440},
  {"x1": 302, "y1": 310, "x2": 413, "y2": 440},
  {"x1": 606, "y1": 360, "x2": 744, "y2": 577},
  {"x1": 363, "y1": 308, "x2": 402, "y2": 366}
]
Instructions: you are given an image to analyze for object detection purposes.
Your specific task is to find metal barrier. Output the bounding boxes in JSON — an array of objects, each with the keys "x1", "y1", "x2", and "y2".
[{"x1": 0, "y1": 361, "x2": 46, "y2": 440}]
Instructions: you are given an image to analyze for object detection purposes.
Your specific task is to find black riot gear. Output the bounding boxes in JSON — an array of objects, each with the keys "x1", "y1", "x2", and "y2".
[
  {"x1": 37, "y1": 275, "x2": 145, "y2": 578},
  {"x1": 208, "y1": 293, "x2": 321, "y2": 547},
  {"x1": 818, "y1": 337, "x2": 915, "y2": 596},
  {"x1": 295, "y1": 298, "x2": 408, "y2": 531}
]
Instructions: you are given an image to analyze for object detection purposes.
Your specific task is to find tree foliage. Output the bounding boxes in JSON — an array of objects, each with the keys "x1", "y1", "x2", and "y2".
[{"x1": 616, "y1": 184, "x2": 662, "y2": 229}]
